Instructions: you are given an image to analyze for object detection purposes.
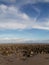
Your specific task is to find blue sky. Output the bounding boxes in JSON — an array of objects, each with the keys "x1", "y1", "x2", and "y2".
[{"x1": 0, "y1": 0, "x2": 49, "y2": 43}]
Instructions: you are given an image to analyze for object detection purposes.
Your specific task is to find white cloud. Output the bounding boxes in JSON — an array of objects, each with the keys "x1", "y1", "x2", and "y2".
[
  {"x1": 0, "y1": 21, "x2": 27, "y2": 29},
  {"x1": 0, "y1": 4, "x2": 29, "y2": 20},
  {"x1": 0, "y1": 37, "x2": 34, "y2": 43},
  {"x1": 0, "y1": 4, "x2": 34, "y2": 30},
  {"x1": 32, "y1": 25, "x2": 49, "y2": 30},
  {"x1": 32, "y1": 21, "x2": 49, "y2": 30},
  {"x1": 0, "y1": 4, "x2": 49, "y2": 30}
]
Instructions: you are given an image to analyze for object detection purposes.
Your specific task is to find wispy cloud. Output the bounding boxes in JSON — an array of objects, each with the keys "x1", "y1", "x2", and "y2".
[
  {"x1": 0, "y1": 0, "x2": 49, "y2": 7},
  {"x1": 0, "y1": 4, "x2": 34, "y2": 30},
  {"x1": 0, "y1": 4, "x2": 49, "y2": 30},
  {"x1": 0, "y1": 37, "x2": 34, "y2": 43},
  {"x1": 0, "y1": 37, "x2": 49, "y2": 43}
]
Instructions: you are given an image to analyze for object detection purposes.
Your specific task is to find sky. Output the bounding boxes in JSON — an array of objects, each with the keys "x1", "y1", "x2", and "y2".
[{"x1": 0, "y1": 0, "x2": 49, "y2": 43}]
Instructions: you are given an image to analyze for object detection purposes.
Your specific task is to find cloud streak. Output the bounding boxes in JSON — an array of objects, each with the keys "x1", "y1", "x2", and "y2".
[{"x1": 0, "y1": 37, "x2": 34, "y2": 43}]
